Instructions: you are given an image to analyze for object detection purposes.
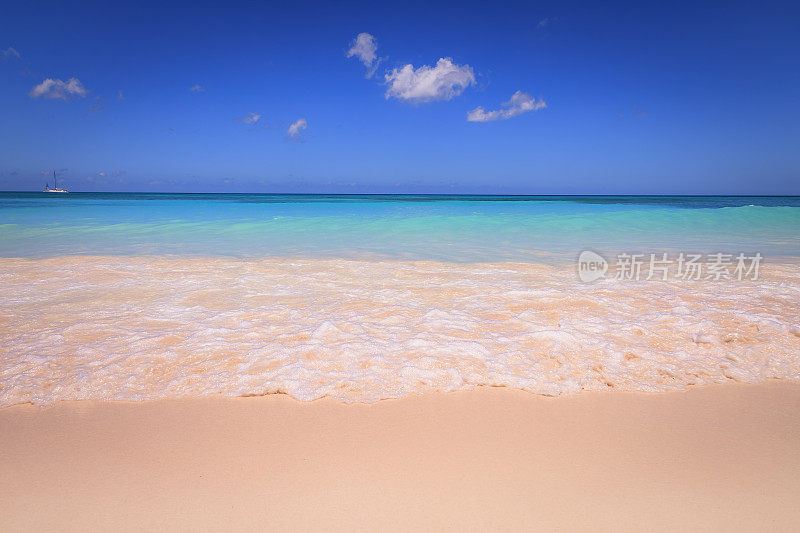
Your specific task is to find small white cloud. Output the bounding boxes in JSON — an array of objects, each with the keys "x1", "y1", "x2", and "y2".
[
  {"x1": 467, "y1": 91, "x2": 546, "y2": 122},
  {"x1": 29, "y1": 77, "x2": 88, "y2": 100},
  {"x1": 346, "y1": 33, "x2": 378, "y2": 67},
  {"x1": 241, "y1": 112, "x2": 261, "y2": 124},
  {"x1": 117, "y1": 90, "x2": 125, "y2": 101},
  {"x1": 2, "y1": 47, "x2": 20, "y2": 60},
  {"x1": 346, "y1": 32, "x2": 383, "y2": 77},
  {"x1": 287, "y1": 118, "x2": 307, "y2": 139},
  {"x1": 190, "y1": 84, "x2": 205, "y2": 92},
  {"x1": 385, "y1": 58, "x2": 475, "y2": 103}
]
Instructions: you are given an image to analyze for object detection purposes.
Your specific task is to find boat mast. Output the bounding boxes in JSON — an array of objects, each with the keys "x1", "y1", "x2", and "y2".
[{"x1": 53, "y1": 171, "x2": 57, "y2": 190}]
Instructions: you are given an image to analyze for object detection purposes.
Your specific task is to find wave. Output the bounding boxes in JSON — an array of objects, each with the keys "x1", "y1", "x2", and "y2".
[{"x1": 1, "y1": 256, "x2": 798, "y2": 407}]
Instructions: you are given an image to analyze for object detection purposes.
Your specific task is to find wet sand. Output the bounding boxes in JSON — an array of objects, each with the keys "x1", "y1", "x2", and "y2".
[
  {"x1": 3, "y1": 256, "x2": 799, "y2": 407},
  {"x1": 2, "y1": 382, "x2": 800, "y2": 531}
]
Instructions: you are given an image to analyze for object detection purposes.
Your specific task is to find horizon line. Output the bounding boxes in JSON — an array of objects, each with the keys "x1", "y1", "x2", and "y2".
[{"x1": 2, "y1": 190, "x2": 799, "y2": 198}]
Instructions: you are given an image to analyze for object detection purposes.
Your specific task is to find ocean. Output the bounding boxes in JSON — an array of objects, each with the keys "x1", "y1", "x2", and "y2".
[
  {"x1": 1, "y1": 193, "x2": 799, "y2": 406},
  {"x1": 2, "y1": 193, "x2": 800, "y2": 260}
]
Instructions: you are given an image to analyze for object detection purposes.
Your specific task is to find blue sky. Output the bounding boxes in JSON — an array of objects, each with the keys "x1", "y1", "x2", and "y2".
[{"x1": 1, "y1": 0, "x2": 799, "y2": 194}]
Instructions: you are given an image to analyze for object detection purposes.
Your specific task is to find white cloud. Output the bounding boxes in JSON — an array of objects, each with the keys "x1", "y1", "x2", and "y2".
[
  {"x1": 29, "y1": 77, "x2": 88, "y2": 100},
  {"x1": 117, "y1": 90, "x2": 125, "y2": 101},
  {"x1": 190, "y1": 84, "x2": 205, "y2": 92},
  {"x1": 346, "y1": 32, "x2": 383, "y2": 78},
  {"x1": 287, "y1": 118, "x2": 307, "y2": 139},
  {"x1": 467, "y1": 91, "x2": 546, "y2": 122},
  {"x1": 347, "y1": 33, "x2": 378, "y2": 67},
  {"x1": 2, "y1": 47, "x2": 20, "y2": 60},
  {"x1": 385, "y1": 58, "x2": 475, "y2": 103},
  {"x1": 241, "y1": 112, "x2": 262, "y2": 124}
]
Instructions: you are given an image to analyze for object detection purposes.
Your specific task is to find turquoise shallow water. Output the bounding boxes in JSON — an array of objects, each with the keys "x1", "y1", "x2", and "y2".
[{"x1": 1, "y1": 193, "x2": 799, "y2": 261}]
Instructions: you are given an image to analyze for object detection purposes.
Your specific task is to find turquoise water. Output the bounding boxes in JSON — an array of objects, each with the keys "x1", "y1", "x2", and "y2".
[{"x1": 1, "y1": 193, "x2": 799, "y2": 261}]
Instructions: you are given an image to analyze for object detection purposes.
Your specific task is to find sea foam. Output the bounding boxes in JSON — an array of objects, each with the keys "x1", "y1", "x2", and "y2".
[{"x1": 1, "y1": 256, "x2": 799, "y2": 407}]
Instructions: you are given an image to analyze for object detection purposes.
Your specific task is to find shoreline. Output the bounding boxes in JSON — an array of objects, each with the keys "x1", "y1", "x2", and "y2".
[
  {"x1": 2, "y1": 255, "x2": 799, "y2": 406},
  {"x1": 2, "y1": 382, "x2": 800, "y2": 530}
]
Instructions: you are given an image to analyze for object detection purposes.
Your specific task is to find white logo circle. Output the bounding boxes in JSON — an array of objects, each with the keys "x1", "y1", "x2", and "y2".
[{"x1": 577, "y1": 250, "x2": 608, "y2": 282}]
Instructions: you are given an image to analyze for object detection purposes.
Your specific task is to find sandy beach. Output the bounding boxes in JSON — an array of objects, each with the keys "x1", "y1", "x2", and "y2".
[
  {"x1": 4, "y1": 0, "x2": 799, "y2": 529},
  {"x1": 2, "y1": 382, "x2": 800, "y2": 531}
]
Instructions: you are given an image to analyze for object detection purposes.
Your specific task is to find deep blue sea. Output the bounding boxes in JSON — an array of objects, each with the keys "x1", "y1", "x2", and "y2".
[{"x1": 1, "y1": 193, "x2": 799, "y2": 261}]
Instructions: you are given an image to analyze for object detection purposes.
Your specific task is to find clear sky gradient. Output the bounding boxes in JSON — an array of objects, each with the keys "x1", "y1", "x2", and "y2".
[{"x1": 1, "y1": 0, "x2": 799, "y2": 194}]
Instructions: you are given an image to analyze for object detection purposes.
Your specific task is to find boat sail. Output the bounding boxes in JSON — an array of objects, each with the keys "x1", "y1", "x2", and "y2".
[{"x1": 43, "y1": 171, "x2": 67, "y2": 193}]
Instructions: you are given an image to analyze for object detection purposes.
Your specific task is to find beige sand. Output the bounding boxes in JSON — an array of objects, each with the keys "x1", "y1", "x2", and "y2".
[{"x1": 2, "y1": 382, "x2": 800, "y2": 531}]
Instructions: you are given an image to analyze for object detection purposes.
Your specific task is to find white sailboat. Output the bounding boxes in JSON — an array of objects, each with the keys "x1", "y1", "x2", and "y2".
[{"x1": 43, "y1": 171, "x2": 67, "y2": 193}]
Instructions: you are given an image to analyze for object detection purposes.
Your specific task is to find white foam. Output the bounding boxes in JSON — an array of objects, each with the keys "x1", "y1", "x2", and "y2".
[{"x1": 0, "y1": 256, "x2": 799, "y2": 407}]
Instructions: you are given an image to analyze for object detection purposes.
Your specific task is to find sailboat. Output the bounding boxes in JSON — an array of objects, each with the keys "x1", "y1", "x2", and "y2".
[{"x1": 43, "y1": 171, "x2": 67, "y2": 193}]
